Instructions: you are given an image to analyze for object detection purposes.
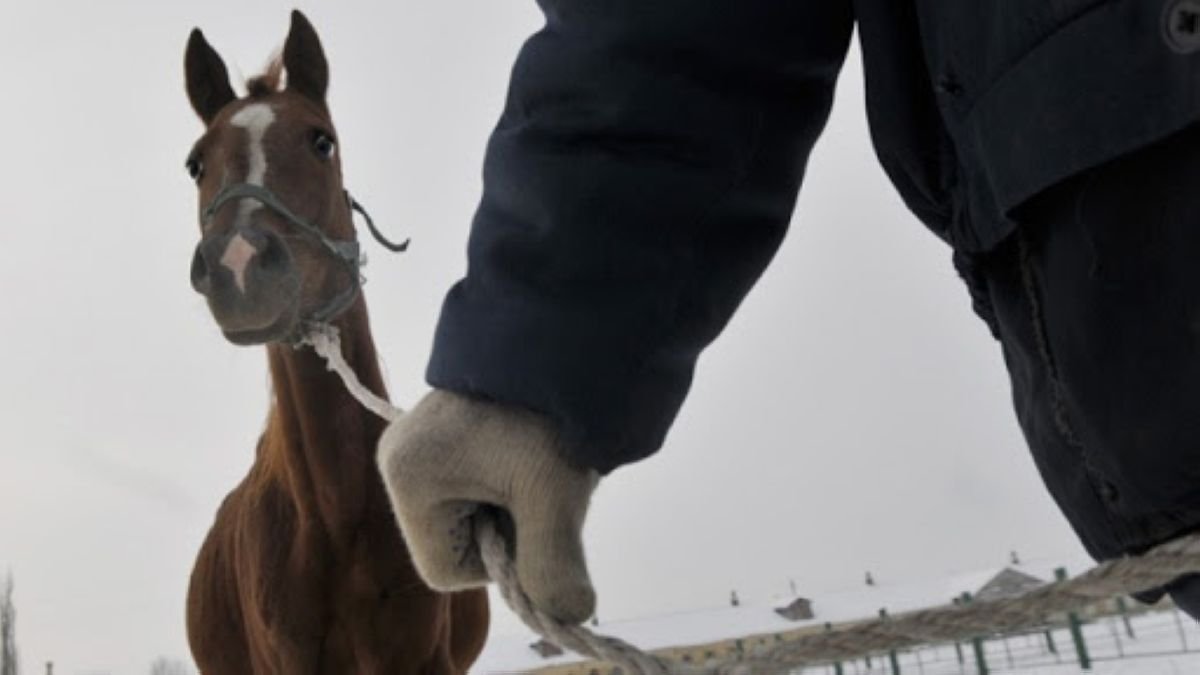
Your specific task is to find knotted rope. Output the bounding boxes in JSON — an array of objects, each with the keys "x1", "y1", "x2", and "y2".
[{"x1": 304, "y1": 324, "x2": 1200, "y2": 674}]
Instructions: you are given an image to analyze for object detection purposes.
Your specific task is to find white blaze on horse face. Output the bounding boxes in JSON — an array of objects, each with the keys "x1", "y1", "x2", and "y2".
[
  {"x1": 229, "y1": 102, "x2": 276, "y2": 211},
  {"x1": 220, "y1": 233, "x2": 258, "y2": 293},
  {"x1": 221, "y1": 103, "x2": 276, "y2": 292}
]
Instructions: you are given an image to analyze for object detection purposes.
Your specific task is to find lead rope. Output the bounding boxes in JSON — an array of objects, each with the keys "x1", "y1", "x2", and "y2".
[
  {"x1": 303, "y1": 323, "x2": 1200, "y2": 675},
  {"x1": 302, "y1": 323, "x2": 401, "y2": 421},
  {"x1": 300, "y1": 324, "x2": 700, "y2": 674}
]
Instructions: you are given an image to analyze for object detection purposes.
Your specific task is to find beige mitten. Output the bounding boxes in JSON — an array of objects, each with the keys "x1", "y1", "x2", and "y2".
[{"x1": 377, "y1": 389, "x2": 600, "y2": 624}]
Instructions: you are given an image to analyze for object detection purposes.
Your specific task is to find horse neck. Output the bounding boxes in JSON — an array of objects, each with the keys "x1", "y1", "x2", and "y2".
[{"x1": 262, "y1": 298, "x2": 389, "y2": 534}]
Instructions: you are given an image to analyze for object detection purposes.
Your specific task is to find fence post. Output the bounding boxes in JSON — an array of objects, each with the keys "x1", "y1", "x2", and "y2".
[
  {"x1": 971, "y1": 636, "x2": 988, "y2": 675},
  {"x1": 825, "y1": 623, "x2": 844, "y2": 675},
  {"x1": 879, "y1": 609, "x2": 901, "y2": 675},
  {"x1": 1106, "y1": 616, "x2": 1124, "y2": 658},
  {"x1": 1055, "y1": 567, "x2": 1092, "y2": 670},
  {"x1": 960, "y1": 593, "x2": 989, "y2": 675},
  {"x1": 1173, "y1": 606, "x2": 1189, "y2": 651},
  {"x1": 1044, "y1": 629, "x2": 1060, "y2": 661},
  {"x1": 1115, "y1": 597, "x2": 1135, "y2": 639}
]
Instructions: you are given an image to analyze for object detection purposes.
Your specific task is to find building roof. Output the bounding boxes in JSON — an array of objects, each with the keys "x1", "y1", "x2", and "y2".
[
  {"x1": 974, "y1": 567, "x2": 1048, "y2": 603},
  {"x1": 774, "y1": 597, "x2": 814, "y2": 622}
]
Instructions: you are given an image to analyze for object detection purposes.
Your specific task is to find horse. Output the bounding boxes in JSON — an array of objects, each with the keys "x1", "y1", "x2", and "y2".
[{"x1": 181, "y1": 11, "x2": 488, "y2": 673}]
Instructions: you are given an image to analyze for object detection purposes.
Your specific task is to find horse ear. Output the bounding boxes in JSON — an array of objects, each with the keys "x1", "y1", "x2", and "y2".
[
  {"x1": 283, "y1": 10, "x2": 329, "y2": 104},
  {"x1": 185, "y1": 29, "x2": 237, "y2": 124}
]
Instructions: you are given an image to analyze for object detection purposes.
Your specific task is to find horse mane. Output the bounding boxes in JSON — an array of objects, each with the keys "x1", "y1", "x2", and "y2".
[{"x1": 246, "y1": 53, "x2": 284, "y2": 97}]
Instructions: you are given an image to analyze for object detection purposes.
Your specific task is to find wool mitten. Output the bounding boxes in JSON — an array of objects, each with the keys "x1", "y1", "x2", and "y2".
[{"x1": 377, "y1": 389, "x2": 599, "y2": 624}]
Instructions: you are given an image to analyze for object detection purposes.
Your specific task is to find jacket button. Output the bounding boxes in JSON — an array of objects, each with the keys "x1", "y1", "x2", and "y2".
[{"x1": 1164, "y1": 0, "x2": 1200, "y2": 54}]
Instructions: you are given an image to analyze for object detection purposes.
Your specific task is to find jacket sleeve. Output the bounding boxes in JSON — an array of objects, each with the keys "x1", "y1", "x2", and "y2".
[{"x1": 428, "y1": 0, "x2": 854, "y2": 474}]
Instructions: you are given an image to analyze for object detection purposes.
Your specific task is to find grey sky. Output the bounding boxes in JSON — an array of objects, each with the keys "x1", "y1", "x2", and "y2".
[{"x1": 0, "y1": 2, "x2": 1089, "y2": 673}]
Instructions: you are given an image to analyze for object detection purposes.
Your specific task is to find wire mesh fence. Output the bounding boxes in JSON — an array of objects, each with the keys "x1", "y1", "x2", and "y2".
[{"x1": 789, "y1": 604, "x2": 1200, "y2": 675}]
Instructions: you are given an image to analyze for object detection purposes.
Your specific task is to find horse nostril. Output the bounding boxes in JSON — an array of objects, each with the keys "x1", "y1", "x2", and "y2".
[
  {"x1": 190, "y1": 244, "x2": 211, "y2": 294},
  {"x1": 256, "y1": 232, "x2": 288, "y2": 272}
]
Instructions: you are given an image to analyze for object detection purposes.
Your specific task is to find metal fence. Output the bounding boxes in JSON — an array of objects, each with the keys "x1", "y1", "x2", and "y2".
[{"x1": 792, "y1": 605, "x2": 1200, "y2": 675}]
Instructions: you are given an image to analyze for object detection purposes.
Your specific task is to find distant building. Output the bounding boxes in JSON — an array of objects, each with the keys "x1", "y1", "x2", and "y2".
[
  {"x1": 774, "y1": 597, "x2": 815, "y2": 622},
  {"x1": 975, "y1": 568, "x2": 1047, "y2": 603}
]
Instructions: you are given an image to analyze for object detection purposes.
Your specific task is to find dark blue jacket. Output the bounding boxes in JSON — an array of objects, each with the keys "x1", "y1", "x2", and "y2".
[{"x1": 429, "y1": 0, "x2": 1200, "y2": 473}]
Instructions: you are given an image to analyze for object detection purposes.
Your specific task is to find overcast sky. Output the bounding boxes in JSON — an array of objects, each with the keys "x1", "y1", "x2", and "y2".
[{"x1": 0, "y1": 2, "x2": 1093, "y2": 674}]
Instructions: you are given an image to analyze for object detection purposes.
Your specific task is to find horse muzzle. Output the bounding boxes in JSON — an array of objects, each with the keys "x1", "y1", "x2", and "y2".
[{"x1": 191, "y1": 224, "x2": 301, "y2": 343}]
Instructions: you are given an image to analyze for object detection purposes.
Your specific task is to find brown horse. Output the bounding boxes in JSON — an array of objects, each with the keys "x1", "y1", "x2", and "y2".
[{"x1": 182, "y1": 11, "x2": 488, "y2": 674}]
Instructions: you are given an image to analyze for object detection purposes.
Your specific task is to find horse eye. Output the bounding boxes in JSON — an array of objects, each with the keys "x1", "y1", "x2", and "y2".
[
  {"x1": 312, "y1": 132, "x2": 336, "y2": 159},
  {"x1": 185, "y1": 158, "x2": 204, "y2": 181}
]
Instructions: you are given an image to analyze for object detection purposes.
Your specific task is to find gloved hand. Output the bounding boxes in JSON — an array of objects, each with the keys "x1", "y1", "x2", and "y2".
[{"x1": 376, "y1": 389, "x2": 600, "y2": 624}]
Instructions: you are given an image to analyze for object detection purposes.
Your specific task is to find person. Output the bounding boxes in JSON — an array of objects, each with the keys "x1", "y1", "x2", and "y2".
[{"x1": 376, "y1": 0, "x2": 1200, "y2": 624}]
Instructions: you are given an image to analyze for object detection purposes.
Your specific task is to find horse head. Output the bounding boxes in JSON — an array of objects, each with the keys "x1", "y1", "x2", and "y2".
[{"x1": 184, "y1": 11, "x2": 358, "y2": 345}]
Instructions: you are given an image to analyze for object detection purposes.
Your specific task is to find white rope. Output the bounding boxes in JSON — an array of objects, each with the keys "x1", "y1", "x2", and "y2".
[
  {"x1": 475, "y1": 515, "x2": 692, "y2": 675},
  {"x1": 299, "y1": 323, "x2": 403, "y2": 422},
  {"x1": 305, "y1": 324, "x2": 1200, "y2": 675}
]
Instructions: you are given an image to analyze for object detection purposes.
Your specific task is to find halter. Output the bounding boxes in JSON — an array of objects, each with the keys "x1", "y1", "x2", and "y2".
[{"x1": 202, "y1": 182, "x2": 409, "y2": 337}]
